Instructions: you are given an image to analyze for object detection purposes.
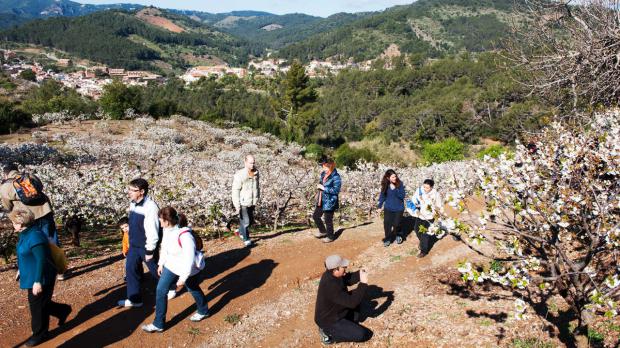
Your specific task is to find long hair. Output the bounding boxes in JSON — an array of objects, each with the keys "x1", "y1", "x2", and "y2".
[
  {"x1": 322, "y1": 159, "x2": 336, "y2": 176},
  {"x1": 381, "y1": 169, "x2": 400, "y2": 193}
]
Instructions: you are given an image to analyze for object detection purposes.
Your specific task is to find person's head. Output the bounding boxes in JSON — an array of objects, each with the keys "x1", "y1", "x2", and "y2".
[
  {"x1": 423, "y1": 179, "x2": 435, "y2": 193},
  {"x1": 325, "y1": 254, "x2": 350, "y2": 278},
  {"x1": 158, "y1": 206, "x2": 179, "y2": 228},
  {"x1": 319, "y1": 157, "x2": 336, "y2": 173},
  {"x1": 381, "y1": 169, "x2": 400, "y2": 193},
  {"x1": 117, "y1": 216, "x2": 129, "y2": 233},
  {"x1": 244, "y1": 155, "x2": 256, "y2": 171},
  {"x1": 8, "y1": 209, "x2": 35, "y2": 232},
  {"x1": 127, "y1": 178, "x2": 148, "y2": 202},
  {"x1": 2, "y1": 163, "x2": 18, "y2": 179}
]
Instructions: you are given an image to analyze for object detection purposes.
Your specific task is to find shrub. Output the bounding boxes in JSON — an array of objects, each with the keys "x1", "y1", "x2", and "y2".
[
  {"x1": 421, "y1": 137, "x2": 466, "y2": 164},
  {"x1": 334, "y1": 143, "x2": 377, "y2": 169},
  {"x1": 477, "y1": 144, "x2": 510, "y2": 160},
  {"x1": 19, "y1": 69, "x2": 36, "y2": 81},
  {"x1": 303, "y1": 143, "x2": 324, "y2": 160},
  {"x1": 0, "y1": 100, "x2": 33, "y2": 134}
]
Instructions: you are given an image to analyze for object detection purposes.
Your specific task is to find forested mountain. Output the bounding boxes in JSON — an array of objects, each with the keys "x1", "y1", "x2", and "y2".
[
  {"x1": 277, "y1": 0, "x2": 519, "y2": 62},
  {"x1": 0, "y1": 0, "x2": 142, "y2": 28},
  {"x1": 0, "y1": 9, "x2": 263, "y2": 71}
]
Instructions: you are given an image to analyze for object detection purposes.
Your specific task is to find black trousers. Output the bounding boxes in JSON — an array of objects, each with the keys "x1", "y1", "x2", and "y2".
[
  {"x1": 323, "y1": 309, "x2": 372, "y2": 343},
  {"x1": 383, "y1": 210, "x2": 403, "y2": 241},
  {"x1": 414, "y1": 218, "x2": 437, "y2": 254},
  {"x1": 313, "y1": 205, "x2": 335, "y2": 239},
  {"x1": 27, "y1": 278, "x2": 70, "y2": 340}
]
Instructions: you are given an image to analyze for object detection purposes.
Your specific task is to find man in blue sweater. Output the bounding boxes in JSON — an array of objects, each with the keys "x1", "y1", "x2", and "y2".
[{"x1": 118, "y1": 178, "x2": 160, "y2": 308}]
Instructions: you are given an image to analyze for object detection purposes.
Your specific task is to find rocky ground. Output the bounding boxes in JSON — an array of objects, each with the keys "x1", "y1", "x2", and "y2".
[{"x1": 0, "y1": 219, "x2": 617, "y2": 348}]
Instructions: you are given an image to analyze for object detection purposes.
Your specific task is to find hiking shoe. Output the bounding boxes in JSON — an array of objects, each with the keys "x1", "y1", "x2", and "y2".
[
  {"x1": 313, "y1": 231, "x2": 327, "y2": 238},
  {"x1": 57, "y1": 273, "x2": 65, "y2": 281},
  {"x1": 416, "y1": 251, "x2": 427, "y2": 258},
  {"x1": 167, "y1": 290, "x2": 177, "y2": 300},
  {"x1": 189, "y1": 312, "x2": 210, "y2": 322},
  {"x1": 383, "y1": 239, "x2": 391, "y2": 247},
  {"x1": 319, "y1": 328, "x2": 333, "y2": 345},
  {"x1": 117, "y1": 299, "x2": 143, "y2": 308},
  {"x1": 141, "y1": 323, "x2": 163, "y2": 333},
  {"x1": 321, "y1": 237, "x2": 334, "y2": 243},
  {"x1": 234, "y1": 229, "x2": 243, "y2": 240},
  {"x1": 244, "y1": 240, "x2": 252, "y2": 247},
  {"x1": 24, "y1": 332, "x2": 49, "y2": 347},
  {"x1": 396, "y1": 236, "x2": 403, "y2": 244}
]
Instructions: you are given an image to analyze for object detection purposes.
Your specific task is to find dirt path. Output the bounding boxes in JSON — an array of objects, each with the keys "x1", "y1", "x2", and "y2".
[{"x1": 0, "y1": 219, "x2": 564, "y2": 348}]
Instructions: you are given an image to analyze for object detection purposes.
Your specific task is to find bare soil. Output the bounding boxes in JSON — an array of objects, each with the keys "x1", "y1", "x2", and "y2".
[{"x1": 3, "y1": 218, "x2": 614, "y2": 348}]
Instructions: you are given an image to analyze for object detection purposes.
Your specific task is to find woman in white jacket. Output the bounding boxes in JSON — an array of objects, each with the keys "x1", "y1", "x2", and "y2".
[
  {"x1": 410, "y1": 179, "x2": 443, "y2": 258},
  {"x1": 142, "y1": 207, "x2": 208, "y2": 332}
]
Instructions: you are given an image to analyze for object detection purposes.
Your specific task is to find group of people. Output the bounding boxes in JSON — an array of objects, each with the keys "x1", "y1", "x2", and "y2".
[{"x1": 2, "y1": 153, "x2": 446, "y2": 346}]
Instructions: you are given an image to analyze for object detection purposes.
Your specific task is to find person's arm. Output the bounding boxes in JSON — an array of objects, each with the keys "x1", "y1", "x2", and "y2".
[
  {"x1": 323, "y1": 174, "x2": 341, "y2": 195},
  {"x1": 377, "y1": 190, "x2": 385, "y2": 209},
  {"x1": 31, "y1": 243, "x2": 47, "y2": 287},
  {"x1": 396, "y1": 184, "x2": 406, "y2": 201},
  {"x1": 0, "y1": 184, "x2": 14, "y2": 212},
  {"x1": 253, "y1": 172, "x2": 260, "y2": 206},
  {"x1": 176, "y1": 233, "x2": 195, "y2": 285},
  {"x1": 344, "y1": 270, "x2": 361, "y2": 286},
  {"x1": 231, "y1": 172, "x2": 242, "y2": 212},
  {"x1": 329, "y1": 278, "x2": 368, "y2": 309},
  {"x1": 144, "y1": 203, "x2": 160, "y2": 254}
]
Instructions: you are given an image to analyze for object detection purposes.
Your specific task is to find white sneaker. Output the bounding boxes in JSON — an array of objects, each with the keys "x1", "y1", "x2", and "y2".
[
  {"x1": 117, "y1": 299, "x2": 143, "y2": 307},
  {"x1": 189, "y1": 312, "x2": 210, "y2": 322},
  {"x1": 167, "y1": 290, "x2": 177, "y2": 300},
  {"x1": 141, "y1": 323, "x2": 163, "y2": 333},
  {"x1": 244, "y1": 240, "x2": 252, "y2": 247}
]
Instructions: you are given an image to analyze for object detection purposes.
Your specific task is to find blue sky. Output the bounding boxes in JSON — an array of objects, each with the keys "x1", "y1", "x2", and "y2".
[{"x1": 78, "y1": 0, "x2": 416, "y2": 17}]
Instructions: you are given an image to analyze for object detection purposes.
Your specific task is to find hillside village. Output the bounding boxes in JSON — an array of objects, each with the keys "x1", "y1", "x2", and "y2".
[{"x1": 0, "y1": 44, "x2": 399, "y2": 99}]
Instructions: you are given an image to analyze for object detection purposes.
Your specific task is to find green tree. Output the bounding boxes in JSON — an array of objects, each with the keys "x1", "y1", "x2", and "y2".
[
  {"x1": 20, "y1": 79, "x2": 96, "y2": 116},
  {"x1": 284, "y1": 60, "x2": 317, "y2": 115},
  {"x1": 0, "y1": 99, "x2": 32, "y2": 134},
  {"x1": 99, "y1": 80, "x2": 141, "y2": 119},
  {"x1": 19, "y1": 69, "x2": 36, "y2": 81}
]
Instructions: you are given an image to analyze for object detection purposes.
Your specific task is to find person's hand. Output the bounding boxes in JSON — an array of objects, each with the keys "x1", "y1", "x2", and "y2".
[
  {"x1": 145, "y1": 254, "x2": 153, "y2": 262},
  {"x1": 175, "y1": 282, "x2": 184, "y2": 292},
  {"x1": 316, "y1": 184, "x2": 325, "y2": 191},
  {"x1": 359, "y1": 269, "x2": 368, "y2": 284},
  {"x1": 15, "y1": 270, "x2": 20, "y2": 281},
  {"x1": 32, "y1": 282, "x2": 42, "y2": 296},
  {"x1": 157, "y1": 265, "x2": 163, "y2": 276}
]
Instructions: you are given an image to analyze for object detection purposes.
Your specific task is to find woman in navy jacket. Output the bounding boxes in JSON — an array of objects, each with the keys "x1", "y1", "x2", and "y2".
[
  {"x1": 313, "y1": 157, "x2": 342, "y2": 243},
  {"x1": 377, "y1": 169, "x2": 406, "y2": 246},
  {"x1": 10, "y1": 209, "x2": 71, "y2": 347}
]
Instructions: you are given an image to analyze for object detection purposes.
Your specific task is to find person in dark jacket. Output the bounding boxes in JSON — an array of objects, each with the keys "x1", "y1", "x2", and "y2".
[
  {"x1": 10, "y1": 209, "x2": 71, "y2": 347},
  {"x1": 377, "y1": 169, "x2": 406, "y2": 247},
  {"x1": 312, "y1": 157, "x2": 342, "y2": 243},
  {"x1": 314, "y1": 254, "x2": 372, "y2": 345}
]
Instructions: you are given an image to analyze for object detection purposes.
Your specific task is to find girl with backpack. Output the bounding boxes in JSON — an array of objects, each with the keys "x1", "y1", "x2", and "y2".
[
  {"x1": 142, "y1": 207, "x2": 208, "y2": 333},
  {"x1": 377, "y1": 169, "x2": 406, "y2": 247}
]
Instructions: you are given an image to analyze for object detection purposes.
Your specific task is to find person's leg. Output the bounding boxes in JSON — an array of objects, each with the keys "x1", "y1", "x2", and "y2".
[
  {"x1": 324, "y1": 210, "x2": 335, "y2": 239},
  {"x1": 125, "y1": 248, "x2": 143, "y2": 303},
  {"x1": 418, "y1": 219, "x2": 432, "y2": 254},
  {"x1": 312, "y1": 205, "x2": 327, "y2": 236},
  {"x1": 144, "y1": 252, "x2": 159, "y2": 281},
  {"x1": 44, "y1": 277, "x2": 71, "y2": 324},
  {"x1": 28, "y1": 286, "x2": 49, "y2": 341},
  {"x1": 239, "y1": 206, "x2": 250, "y2": 241},
  {"x1": 324, "y1": 318, "x2": 372, "y2": 343},
  {"x1": 185, "y1": 273, "x2": 209, "y2": 315},
  {"x1": 246, "y1": 206, "x2": 255, "y2": 239},
  {"x1": 394, "y1": 211, "x2": 403, "y2": 240},
  {"x1": 153, "y1": 267, "x2": 177, "y2": 329},
  {"x1": 382, "y1": 211, "x2": 391, "y2": 241}
]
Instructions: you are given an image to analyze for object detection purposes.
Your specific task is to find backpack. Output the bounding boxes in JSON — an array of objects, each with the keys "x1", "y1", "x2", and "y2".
[
  {"x1": 405, "y1": 187, "x2": 423, "y2": 215},
  {"x1": 178, "y1": 228, "x2": 205, "y2": 270},
  {"x1": 48, "y1": 243, "x2": 68, "y2": 274},
  {"x1": 12, "y1": 173, "x2": 46, "y2": 206},
  {"x1": 178, "y1": 228, "x2": 203, "y2": 251}
]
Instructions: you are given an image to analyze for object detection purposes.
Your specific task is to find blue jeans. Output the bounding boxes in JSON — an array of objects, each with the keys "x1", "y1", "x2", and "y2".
[
  {"x1": 125, "y1": 247, "x2": 159, "y2": 303},
  {"x1": 239, "y1": 206, "x2": 255, "y2": 241},
  {"x1": 154, "y1": 267, "x2": 209, "y2": 329}
]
